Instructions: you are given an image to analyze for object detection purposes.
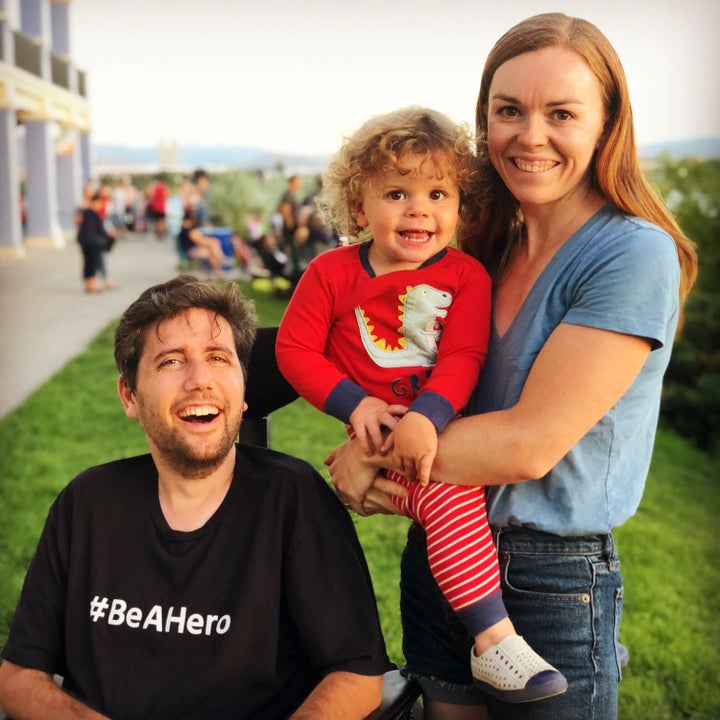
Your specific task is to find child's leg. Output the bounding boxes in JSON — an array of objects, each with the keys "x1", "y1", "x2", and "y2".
[
  {"x1": 387, "y1": 471, "x2": 567, "y2": 703},
  {"x1": 387, "y1": 472, "x2": 508, "y2": 636},
  {"x1": 387, "y1": 470, "x2": 503, "y2": 622}
]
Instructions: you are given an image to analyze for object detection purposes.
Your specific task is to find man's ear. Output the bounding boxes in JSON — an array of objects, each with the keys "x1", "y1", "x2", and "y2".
[{"x1": 118, "y1": 376, "x2": 139, "y2": 419}]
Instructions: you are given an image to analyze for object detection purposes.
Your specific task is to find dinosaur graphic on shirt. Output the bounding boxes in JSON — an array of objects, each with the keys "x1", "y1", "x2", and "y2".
[{"x1": 355, "y1": 284, "x2": 452, "y2": 368}]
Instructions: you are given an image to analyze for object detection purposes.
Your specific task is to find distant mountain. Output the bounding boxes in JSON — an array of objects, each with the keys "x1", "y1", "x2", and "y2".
[
  {"x1": 638, "y1": 136, "x2": 720, "y2": 160},
  {"x1": 93, "y1": 143, "x2": 330, "y2": 173},
  {"x1": 94, "y1": 144, "x2": 159, "y2": 164},
  {"x1": 94, "y1": 136, "x2": 720, "y2": 173},
  {"x1": 179, "y1": 146, "x2": 267, "y2": 166}
]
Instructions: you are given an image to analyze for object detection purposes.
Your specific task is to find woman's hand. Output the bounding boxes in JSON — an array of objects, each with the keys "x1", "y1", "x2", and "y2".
[
  {"x1": 325, "y1": 438, "x2": 408, "y2": 515},
  {"x1": 361, "y1": 476, "x2": 408, "y2": 516}
]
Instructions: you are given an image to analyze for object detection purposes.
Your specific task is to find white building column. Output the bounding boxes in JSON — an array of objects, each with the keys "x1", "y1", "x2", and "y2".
[
  {"x1": 18, "y1": 0, "x2": 63, "y2": 247},
  {"x1": 20, "y1": 0, "x2": 51, "y2": 81},
  {"x1": 0, "y1": 0, "x2": 15, "y2": 63},
  {"x1": 50, "y1": 0, "x2": 70, "y2": 56},
  {"x1": 0, "y1": 108, "x2": 24, "y2": 259},
  {"x1": 56, "y1": 126, "x2": 81, "y2": 235},
  {"x1": 24, "y1": 118, "x2": 64, "y2": 248},
  {"x1": 79, "y1": 129, "x2": 92, "y2": 184}
]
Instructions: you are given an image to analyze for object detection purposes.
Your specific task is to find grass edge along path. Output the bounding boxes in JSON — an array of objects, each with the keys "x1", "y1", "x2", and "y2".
[{"x1": 0, "y1": 280, "x2": 718, "y2": 718}]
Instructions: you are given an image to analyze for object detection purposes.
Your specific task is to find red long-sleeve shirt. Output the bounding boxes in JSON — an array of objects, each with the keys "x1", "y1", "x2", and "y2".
[{"x1": 277, "y1": 243, "x2": 491, "y2": 431}]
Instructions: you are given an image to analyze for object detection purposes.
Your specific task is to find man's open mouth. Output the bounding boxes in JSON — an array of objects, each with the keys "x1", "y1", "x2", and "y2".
[{"x1": 179, "y1": 406, "x2": 220, "y2": 424}]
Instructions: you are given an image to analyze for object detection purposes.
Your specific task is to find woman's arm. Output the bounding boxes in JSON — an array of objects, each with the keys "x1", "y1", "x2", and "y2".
[
  {"x1": 432, "y1": 323, "x2": 651, "y2": 485},
  {"x1": 328, "y1": 323, "x2": 651, "y2": 507}
]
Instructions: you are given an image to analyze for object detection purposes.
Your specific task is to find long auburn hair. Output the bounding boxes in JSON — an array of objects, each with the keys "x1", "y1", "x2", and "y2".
[{"x1": 463, "y1": 12, "x2": 697, "y2": 300}]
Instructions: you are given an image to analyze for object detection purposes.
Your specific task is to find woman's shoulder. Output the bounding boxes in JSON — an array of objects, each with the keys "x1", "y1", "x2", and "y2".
[
  {"x1": 565, "y1": 206, "x2": 680, "y2": 298},
  {"x1": 574, "y1": 205, "x2": 677, "y2": 269},
  {"x1": 595, "y1": 205, "x2": 674, "y2": 245}
]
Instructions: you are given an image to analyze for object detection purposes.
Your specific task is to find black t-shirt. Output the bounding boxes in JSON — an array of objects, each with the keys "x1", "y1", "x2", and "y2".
[
  {"x1": 77, "y1": 208, "x2": 110, "y2": 250},
  {"x1": 2, "y1": 445, "x2": 390, "y2": 719}
]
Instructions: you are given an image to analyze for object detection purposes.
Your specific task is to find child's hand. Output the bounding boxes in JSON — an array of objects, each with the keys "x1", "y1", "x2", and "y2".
[
  {"x1": 349, "y1": 398, "x2": 406, "y2": 455},
  {"x1": 387, "y1": 412, "x2": 437, "y2": 486}
]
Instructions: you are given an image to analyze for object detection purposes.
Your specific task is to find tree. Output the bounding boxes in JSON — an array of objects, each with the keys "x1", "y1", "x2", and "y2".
[{"x1": 651, "y1": 156, "x2": 720, "y2": 451}]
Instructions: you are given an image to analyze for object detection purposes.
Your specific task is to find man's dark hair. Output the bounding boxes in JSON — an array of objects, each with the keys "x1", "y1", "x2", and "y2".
[{"x1": 115, "y1": 275, "x2": 256, "y2": 392}]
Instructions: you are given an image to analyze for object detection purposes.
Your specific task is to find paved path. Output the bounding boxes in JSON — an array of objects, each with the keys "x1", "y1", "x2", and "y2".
[{"x1": 0, "y1": 232, "x2": 182, "y2": 419}]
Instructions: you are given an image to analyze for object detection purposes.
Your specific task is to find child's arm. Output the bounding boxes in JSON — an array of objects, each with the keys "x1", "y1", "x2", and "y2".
[
  {"x1": 277, "y1": 257, "x2": 400, "y2": 433},
  {"x1": 276, "y1": 260, "x2": 359, "y2": 414},
  {"x1": 387, "y1": 411, "x2": 437, "y2": 486},
  {"x1": 349, "y1": 396, "x2": 407, "y2": 455}
]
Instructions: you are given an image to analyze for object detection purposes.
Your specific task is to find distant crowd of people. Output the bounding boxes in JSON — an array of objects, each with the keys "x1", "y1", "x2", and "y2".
[
  {"x1": 74, "y1": 170, "x2": 223, "y2": 291},
  {"x1": 74, "y1": 169, "x2": 340, "y2": 294},
  {"x1": 267, "y1": 174, "x2": 339, "y2": 284}
]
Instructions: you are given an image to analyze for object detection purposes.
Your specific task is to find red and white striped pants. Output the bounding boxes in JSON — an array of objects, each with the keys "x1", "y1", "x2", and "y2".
[{"x1": 386, "y1": 470, "x2": 501, "y2": 613}]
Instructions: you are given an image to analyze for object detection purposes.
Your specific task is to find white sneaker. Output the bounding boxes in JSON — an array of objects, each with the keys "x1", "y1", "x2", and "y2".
[{"x1": 470, "y1": 635, "x2": 568, "y2": 703}]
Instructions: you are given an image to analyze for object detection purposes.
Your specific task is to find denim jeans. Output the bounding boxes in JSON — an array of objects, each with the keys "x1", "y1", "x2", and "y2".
[{"x1": 400, "y1": 523, "x2": 624, "y2": 719}]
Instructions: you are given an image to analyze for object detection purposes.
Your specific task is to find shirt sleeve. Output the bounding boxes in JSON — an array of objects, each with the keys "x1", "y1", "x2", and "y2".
[
  {"x1": 563, "y1": 220, "x2": 680, "y2": 349},
  {"x1": 1, "y1": 489, "x2": 71, "y2": 675},
  {"x1": 276, "y1": 257, "x2": 367, "y2": 418},
  {"x1": 283, "y1": 469, "x2": 391, "y2": 676}
]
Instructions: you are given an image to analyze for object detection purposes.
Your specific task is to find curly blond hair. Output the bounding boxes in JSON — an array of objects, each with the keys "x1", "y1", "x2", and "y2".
[{"x1": 319, "y1": 106, "x2": 480, "y2": 243}]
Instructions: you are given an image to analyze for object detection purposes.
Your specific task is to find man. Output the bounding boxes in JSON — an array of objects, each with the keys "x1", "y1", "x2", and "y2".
[{"x1": 0, "y1": 276, "x2": 389, "y2": 719}]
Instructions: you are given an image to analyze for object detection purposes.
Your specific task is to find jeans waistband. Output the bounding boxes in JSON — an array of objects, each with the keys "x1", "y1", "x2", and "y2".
[{"x1": 493, "y1": 526, "x2": 616, "y2": 556}]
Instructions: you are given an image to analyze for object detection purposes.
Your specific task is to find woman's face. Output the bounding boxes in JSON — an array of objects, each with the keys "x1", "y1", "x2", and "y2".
[{"x1": 486, "y1": 46, "x2": 606, "y2": 210}]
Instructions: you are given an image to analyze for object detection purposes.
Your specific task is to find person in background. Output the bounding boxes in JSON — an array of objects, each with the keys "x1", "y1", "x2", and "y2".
[
  {"x1": 277, "y1": 106, "x2": 566, "y2": 704},
  {"x1": 177, "y1": 208, "x2": 226, "y2": 277},
  {"x1": 121, "y1": 176, "x2": 140, "y2": 232},
  {"x1": 76, "y1": 191, "x2": 117, "y2": 293},
  {"x1": 300, "y1": 174, "x2": 339, "y2": 254},
  {"x1": 327, "y1": 12, "x2": 697, "y2": 720},
  {"x1": 148, "y1": 174, "x2": 169, "y2": 239},
  {"x1": 165, "y1": 178, "x2": 191, "y2": 243},
  {"x1": 277, "y1": 174, "x2": 304, "y2": 281},
  {"x1": 192, "y1": 168, "x2": 212, "y2": 226},
  {"x1": 0, "y1": 275, "x2": 390, "y2": 720}
]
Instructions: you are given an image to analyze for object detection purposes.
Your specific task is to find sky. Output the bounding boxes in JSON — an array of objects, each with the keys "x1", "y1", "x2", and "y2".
[{"x1": 50, "y1": 0, "x2": 720, "y2": 155}]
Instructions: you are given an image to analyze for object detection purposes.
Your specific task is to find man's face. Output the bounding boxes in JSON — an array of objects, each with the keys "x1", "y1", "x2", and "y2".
[{"x1": 118, "y1": 308, "x2": 245, "y2": 478}]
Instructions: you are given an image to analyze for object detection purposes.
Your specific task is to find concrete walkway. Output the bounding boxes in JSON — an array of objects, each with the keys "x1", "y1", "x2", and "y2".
[{"x1": 0, "y1": 232, "x2": 183, "y2": 419}]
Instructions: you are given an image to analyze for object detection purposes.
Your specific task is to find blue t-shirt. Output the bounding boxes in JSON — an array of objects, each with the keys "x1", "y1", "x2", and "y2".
[{"x1": 468, "y1": 205, "x2": 680, "y2": 535}]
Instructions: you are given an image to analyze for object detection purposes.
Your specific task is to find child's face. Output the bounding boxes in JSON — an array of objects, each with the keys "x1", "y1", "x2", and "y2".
[{"x1": 355, "y1": 152, "x2": 460, "y2": 275}]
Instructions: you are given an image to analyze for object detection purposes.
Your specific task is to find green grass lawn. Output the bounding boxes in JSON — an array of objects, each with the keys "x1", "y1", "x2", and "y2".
[{"x1": 1, "y1": 280, "x2": 718, "y2": 718}]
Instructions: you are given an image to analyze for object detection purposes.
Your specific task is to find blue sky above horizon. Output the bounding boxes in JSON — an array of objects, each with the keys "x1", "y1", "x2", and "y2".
[{"x1": 29, "y1": 0, "x2": 720, "y2": 154}]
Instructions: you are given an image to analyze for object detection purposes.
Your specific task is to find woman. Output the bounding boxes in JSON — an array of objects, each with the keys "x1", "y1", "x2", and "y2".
[{"x1": 327, "y1": 13, "x2": 697, "y2": 720}]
